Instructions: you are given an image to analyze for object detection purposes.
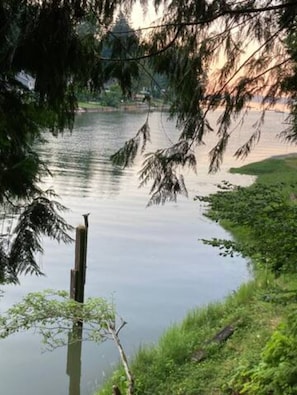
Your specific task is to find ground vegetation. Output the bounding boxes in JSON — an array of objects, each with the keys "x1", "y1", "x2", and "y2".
[{"x1": 97, "y1": 156, "x2": 297, "y2": 394}]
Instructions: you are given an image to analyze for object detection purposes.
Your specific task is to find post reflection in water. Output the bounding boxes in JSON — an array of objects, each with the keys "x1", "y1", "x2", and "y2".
[{"x1": 67, "y1": 324, "x2": 83, "y2": 395}]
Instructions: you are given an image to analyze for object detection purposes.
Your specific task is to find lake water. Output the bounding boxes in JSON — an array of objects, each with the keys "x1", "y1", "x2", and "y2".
[{"x1": 0, "y1": 109, "x2": 295, "y2": 395}]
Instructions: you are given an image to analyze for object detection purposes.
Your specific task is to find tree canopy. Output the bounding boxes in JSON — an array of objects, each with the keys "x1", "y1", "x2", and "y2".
[
  {"x1": 0, "y1": 0, "x2": 133, "y2": 283},
  {"x1": 1, "y1": 0, "x2": 297, "y2": 282},
  {"x1": 101, "y1": 11, "x2": 141, "y2": 97},
  {"x1": 112, "y1": 0, "x2": 297, "y2": 204}
]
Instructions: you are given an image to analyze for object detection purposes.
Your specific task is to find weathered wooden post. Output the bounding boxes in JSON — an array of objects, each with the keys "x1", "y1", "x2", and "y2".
[
  {"x1": 67, "y1": 214, "x2": 90, "y2": 395},
  {"x1": 70, "y1": 213, "x2": 89, "y2": 303}
]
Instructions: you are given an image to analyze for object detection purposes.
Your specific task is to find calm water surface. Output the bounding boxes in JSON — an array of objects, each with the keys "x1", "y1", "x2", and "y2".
[{"x1": 0, "y1": 110, "x2": 295, "y2": 395}]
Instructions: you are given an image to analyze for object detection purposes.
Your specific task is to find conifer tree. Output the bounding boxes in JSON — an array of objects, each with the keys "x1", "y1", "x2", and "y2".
[{"x1": 0, "y1": 0, "x2": 130, "y2": 283}]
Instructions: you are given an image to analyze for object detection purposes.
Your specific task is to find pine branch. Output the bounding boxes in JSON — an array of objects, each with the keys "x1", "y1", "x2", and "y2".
[
  {"x1": 233, "y1": 117, "x2": 263, "y2": 159},
  {"x1": 0, "y1": 192, "x2": 74, "y2": 281},
  {"x1": 111, "y1": 120, "x2": 151, "y2": 167}
]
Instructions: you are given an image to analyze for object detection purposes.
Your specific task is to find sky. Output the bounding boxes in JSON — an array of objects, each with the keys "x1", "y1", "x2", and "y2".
[{"x1": 130, "y1": 1, "x2": 163, "y2": 29}]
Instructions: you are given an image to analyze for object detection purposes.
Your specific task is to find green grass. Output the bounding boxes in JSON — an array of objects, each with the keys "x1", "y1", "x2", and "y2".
[
  {"x1": 78, "y1": 101, "x2": 105, "y2": 109},
  {"x1": 97, "y1": 155, "x2": 297, "y2": 395},
  {"x1": 78, "y1": 99, "x2": 168, "y2": 111},
  {"x1": 98, "y1": 274, "x2": 296, "y2": 394},
  {"x1": 230, "y1": 155, "x2": 297, "y2": 186}
]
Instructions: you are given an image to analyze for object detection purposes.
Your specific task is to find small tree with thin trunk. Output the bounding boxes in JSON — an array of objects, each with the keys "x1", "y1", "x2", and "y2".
[{"x1": 0, "y1": 290, "x2": 134, "y2": 395}]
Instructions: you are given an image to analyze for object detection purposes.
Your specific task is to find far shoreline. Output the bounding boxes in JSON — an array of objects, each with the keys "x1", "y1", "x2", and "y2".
[{"x1": 77, "y1": 102, "x2": 170, "y2": 113}]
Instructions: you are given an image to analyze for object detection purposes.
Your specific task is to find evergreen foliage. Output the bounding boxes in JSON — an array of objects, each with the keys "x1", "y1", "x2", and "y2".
[
  {"x1": 111, "y1": 0, "x2": 297, "y2": 205},
  {"x1": 101, "y1": 11, "x2": 141, "y2": 98},
  {"x1": 0, "y1": 1, "x2": 138, "y2": 283},
  {"x1": 0, "y1": 191, "x2": 73, "y2": 284}
]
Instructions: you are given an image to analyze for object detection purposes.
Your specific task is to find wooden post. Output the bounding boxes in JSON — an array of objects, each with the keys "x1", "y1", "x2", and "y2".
[
  {"x1": 70, "y1": 214, "x2": 89, "y2": 303},
  {"x1": 74, "y1": 225, "x2": 87, "y2": 303},
  {"x1": 70, "y1": 269, "x2": 78, "y2": 300},
  {"x1": 67, "y1": 215, "x2": 90, "y2": 395}
]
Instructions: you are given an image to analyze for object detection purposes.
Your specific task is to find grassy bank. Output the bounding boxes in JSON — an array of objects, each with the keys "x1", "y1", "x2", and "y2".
[{"x1": 97, "y1": 156, "x2": 297, "y2": 395}]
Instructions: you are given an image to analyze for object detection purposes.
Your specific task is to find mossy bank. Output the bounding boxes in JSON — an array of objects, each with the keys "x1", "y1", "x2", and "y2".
[{"x1": 97, "y1": 155, "x2": 297, "y2": 395}]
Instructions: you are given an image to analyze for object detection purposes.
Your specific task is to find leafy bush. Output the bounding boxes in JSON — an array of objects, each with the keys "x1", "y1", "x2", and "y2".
[
  {"x1": 99, "y1": 84, "x2": 123, "y2": 107},
  {"x1": 229, "y1": 312, "x2": 297, "y2": 395},
  {"x1": 197, "y1": 181, "x2": 297, "y2": 275}
]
